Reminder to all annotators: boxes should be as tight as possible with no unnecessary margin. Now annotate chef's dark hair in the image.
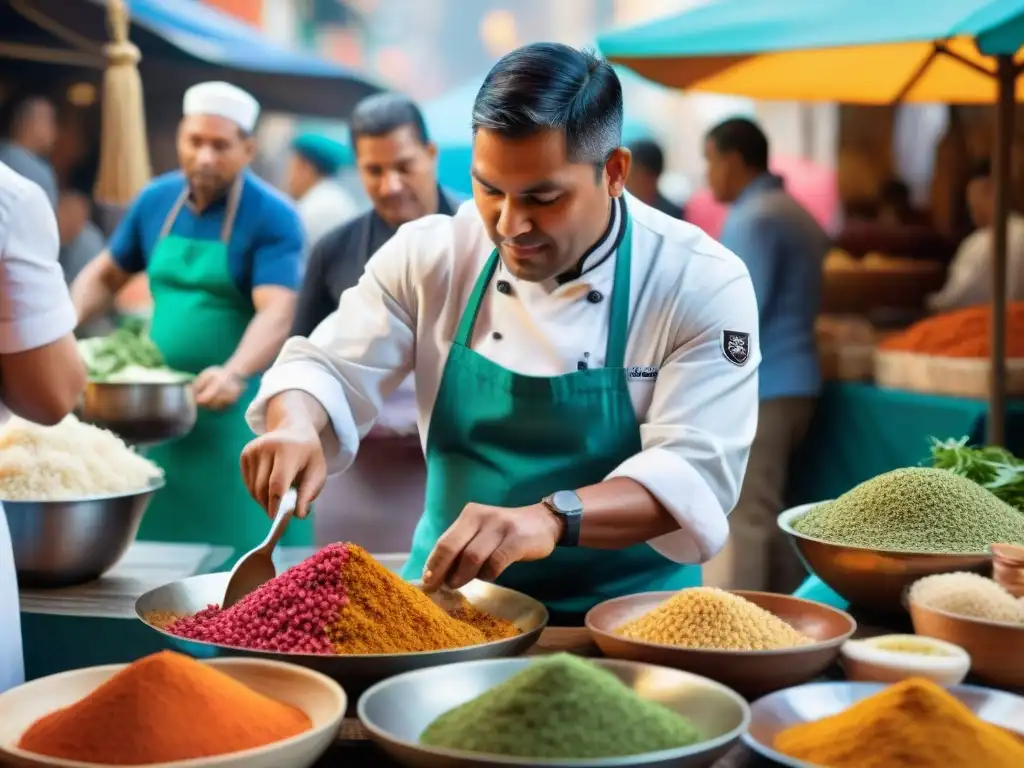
[472,43,623,168]
[349,93,430,148]
[706,117,770,172]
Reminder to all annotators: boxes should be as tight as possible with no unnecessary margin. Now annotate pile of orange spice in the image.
[17,651,311,764]
[879,302,1024,358]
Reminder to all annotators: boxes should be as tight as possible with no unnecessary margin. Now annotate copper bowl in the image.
[909,600,1024,689]
[991,543,1024,599]
[779,504,992,614]
[585,590,856,699]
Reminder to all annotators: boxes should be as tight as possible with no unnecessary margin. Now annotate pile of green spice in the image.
[793,467,1024,553]
[420,654,701,759]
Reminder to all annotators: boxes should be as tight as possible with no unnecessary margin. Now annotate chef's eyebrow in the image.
[471,169,563,195]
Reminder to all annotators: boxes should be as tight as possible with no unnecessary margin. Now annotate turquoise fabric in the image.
[787,382,1024,609]
[597,0,1024,58]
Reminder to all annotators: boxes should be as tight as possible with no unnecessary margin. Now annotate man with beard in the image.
[70,81,309,548]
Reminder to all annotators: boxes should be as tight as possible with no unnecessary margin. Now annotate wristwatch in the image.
[542,490,583,547]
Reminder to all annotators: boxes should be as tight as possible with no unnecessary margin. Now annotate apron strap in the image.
[157,186,190,240]
[604,212,633,370]
[220,175,244,243]
[454,205,634,370]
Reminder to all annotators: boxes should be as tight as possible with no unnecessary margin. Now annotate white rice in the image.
[909,571,1024,624]
[0,415,162,500]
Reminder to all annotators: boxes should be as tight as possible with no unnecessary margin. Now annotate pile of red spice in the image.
[167,542,350,654]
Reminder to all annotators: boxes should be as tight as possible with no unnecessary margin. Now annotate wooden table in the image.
[317,627,775,767]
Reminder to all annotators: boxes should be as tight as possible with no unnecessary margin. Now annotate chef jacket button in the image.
[587,290,604,304]
[496,280,512,295]
[492,331,503,340]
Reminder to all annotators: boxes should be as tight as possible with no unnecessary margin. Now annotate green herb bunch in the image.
[929,436,1024,511]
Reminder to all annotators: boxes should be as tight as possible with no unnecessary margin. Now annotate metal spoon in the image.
[422,583,464,613]
[221,489,298,609]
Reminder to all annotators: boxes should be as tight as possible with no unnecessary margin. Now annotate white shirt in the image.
[0,161,77,694]
[248,194,761,564]
[0,162,78,423]
[928,212,1024,313]
[296,179,361,251]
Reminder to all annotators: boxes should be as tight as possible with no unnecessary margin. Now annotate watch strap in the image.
[543,491,582,547]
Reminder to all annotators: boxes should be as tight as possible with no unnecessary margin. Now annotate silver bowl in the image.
[135,573,548,705]
[358,657,750,767]
[77,380,197,446]
[778,504,991,614]
[5,478,164,588]
[743,680,1024,766]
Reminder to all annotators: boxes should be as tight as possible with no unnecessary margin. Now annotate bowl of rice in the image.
[0,414,164,588]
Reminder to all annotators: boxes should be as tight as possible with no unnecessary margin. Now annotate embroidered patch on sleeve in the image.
[721,330,750,366]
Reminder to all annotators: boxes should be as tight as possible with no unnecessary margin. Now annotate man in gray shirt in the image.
[0,95,59,208]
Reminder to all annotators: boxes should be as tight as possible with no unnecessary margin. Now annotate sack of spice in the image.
[420,654,701,759]
[878,302,1024,358]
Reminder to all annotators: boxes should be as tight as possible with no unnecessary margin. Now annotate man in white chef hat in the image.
[71,81,309,550]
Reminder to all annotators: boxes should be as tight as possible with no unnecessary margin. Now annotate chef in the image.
[70,82,309,549]
[0,161,87,692]
[242,43,760,624]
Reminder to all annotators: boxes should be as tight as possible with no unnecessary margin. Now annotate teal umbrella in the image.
[423,66,656,195]
[598,0,1024,445]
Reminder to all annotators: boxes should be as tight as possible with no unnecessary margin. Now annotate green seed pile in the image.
[420,654,701,759]
[793,468,1024,553]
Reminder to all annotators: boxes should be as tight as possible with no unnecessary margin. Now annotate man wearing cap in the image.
[71,81,310,549]
[287,133,360,251]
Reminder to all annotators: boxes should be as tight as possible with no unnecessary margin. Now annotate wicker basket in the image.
[875,349,1024,398]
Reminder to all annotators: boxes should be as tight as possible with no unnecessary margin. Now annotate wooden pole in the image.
[92,0,151,206]
[987,54,1015,446]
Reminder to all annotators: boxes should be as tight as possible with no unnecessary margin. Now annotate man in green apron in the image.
[241,44,761,624]
[71,82,310,550]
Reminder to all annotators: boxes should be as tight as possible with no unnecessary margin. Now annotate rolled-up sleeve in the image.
[0,177,77,353]
[607,271,761,564]
[246,227,417,475]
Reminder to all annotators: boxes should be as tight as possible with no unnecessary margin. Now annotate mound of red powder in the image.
[167,543,350,654]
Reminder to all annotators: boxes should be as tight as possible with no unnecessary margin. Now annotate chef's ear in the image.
[605,147,631,198]
[424,140,439,163]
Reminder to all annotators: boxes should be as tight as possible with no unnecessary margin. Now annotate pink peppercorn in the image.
[167,543,351,654]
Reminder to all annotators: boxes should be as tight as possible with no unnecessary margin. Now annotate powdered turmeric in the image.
[774,676,1024,768]
[326,544,518,653]
[879,302,1024,358]
[18,651,310,764]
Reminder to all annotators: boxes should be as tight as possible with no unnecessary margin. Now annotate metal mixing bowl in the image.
[778,504,991,614]
[358,657,750,768]
[77,381,196,446]
[136,573,548,706]
[5,478,164,588]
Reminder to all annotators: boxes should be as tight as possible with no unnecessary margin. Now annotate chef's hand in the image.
[194,366,244,410]
[422,502,563,591]
[240,422,325,519]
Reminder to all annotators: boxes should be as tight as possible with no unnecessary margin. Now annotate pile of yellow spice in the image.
[614,588,814,651]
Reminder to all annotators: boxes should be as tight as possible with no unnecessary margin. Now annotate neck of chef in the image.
[556,195,625,285]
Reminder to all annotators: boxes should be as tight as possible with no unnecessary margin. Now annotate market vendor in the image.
[927,159,1024,313]
[286,132,360,251]
[242,43,760,623]
[70,82,309,549]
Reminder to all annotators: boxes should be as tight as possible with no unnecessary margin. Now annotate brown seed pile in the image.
[909,572,1024,624]
[614,588,814,651]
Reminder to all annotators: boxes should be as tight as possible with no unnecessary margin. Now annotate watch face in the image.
[551,490,583,515]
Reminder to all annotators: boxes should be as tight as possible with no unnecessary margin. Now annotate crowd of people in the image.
[0,38,1019,692]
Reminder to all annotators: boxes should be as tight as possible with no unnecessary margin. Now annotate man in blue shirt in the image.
[702,117,828,593]
[70,82,308,549]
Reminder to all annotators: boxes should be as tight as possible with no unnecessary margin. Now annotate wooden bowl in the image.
[586,590,856,699]
[0,658,346,768]
[909,600,1024,689]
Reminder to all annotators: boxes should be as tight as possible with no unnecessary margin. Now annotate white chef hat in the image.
[182,81,260,133]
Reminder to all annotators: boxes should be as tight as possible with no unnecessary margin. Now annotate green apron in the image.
[402,212,700,625]
[139,177,312,549]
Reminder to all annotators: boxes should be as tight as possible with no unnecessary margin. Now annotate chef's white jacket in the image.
[248,194,760,564]
[928,212,1024,313]
[0,161,78,693]
[295,179,361,253]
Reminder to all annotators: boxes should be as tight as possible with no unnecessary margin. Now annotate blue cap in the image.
[291,133,351,176]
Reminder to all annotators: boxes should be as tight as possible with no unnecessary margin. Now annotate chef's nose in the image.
[495,198,531,240]
[195,145,219,168]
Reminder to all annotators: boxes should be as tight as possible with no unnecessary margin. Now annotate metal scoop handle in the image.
[260,488,298,556]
